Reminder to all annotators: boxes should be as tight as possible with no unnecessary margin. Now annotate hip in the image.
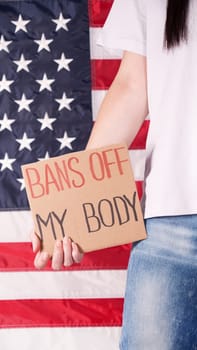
[133,214,197,265]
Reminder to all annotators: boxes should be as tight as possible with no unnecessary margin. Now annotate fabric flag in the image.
[0,0,149,349]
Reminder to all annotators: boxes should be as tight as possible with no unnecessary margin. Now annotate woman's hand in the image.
[31,231,84,270]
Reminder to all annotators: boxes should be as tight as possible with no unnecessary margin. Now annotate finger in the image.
[30,230,41,253]
[63,236,73,266]
[51,240,64,270]
[34,251,50,269]
[71,242,84,263]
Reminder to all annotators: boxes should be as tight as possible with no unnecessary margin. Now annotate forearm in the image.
[86,52,148,150]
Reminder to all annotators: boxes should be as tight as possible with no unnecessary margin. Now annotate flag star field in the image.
[0,0,93,209]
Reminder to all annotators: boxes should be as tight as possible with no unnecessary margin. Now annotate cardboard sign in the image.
[22,144,147,255]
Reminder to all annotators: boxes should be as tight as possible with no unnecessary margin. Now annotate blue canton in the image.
[0,0,92,209]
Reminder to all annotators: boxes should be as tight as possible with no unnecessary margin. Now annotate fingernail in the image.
[53,261,61,270]
[63,236,71,244]
[55,240,62,248]
[72,242,83,263]
[64,258,73,267]
[71,242,77,250]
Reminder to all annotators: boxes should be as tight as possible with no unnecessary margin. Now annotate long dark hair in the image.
[165,0,190,49]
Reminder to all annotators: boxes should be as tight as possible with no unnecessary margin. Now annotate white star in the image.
[15,94,33,112]
[16,132,35,151]
[0,153,15,171]
[38,152,50,161]
[54,53,73,72]
[37,112,56,130]
[0,113,15,131]
[11,14,30,33]
[52,13,71,31]
[13,54,32,72]
[17,178,26,191]
[36,73,55,92]
[0,74,14,92]
[34,34,53,52]
[55,92,74,111]
[56,131,76,150]
[0,35,12,53]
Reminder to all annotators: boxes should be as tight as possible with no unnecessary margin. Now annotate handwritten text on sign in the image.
[22,144,147,255]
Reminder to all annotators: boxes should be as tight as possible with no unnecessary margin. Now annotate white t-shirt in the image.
[98,0,197,219]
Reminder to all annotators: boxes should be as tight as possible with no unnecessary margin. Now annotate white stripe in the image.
[0,211,33,242]
[91,90,107,120]
[0,270,126,300]
[0,327,121,350]
[90,28,122,59]
[129,150,146,181]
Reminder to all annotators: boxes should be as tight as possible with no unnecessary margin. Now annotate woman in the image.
[32,0,197,348]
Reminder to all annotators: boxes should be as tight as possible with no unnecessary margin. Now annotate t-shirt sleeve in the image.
[97,0,146,56]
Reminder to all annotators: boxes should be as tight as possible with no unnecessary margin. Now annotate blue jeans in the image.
[120,215,197,350]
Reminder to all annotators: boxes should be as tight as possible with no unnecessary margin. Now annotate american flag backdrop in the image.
[0,0,149,349]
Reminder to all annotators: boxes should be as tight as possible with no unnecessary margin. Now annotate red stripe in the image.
[135,181,144,200]
[130,120,150,150]
[89,0,113,27]
[0,298,123,328]
[91,59,121,89]
[0,242,131,271]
